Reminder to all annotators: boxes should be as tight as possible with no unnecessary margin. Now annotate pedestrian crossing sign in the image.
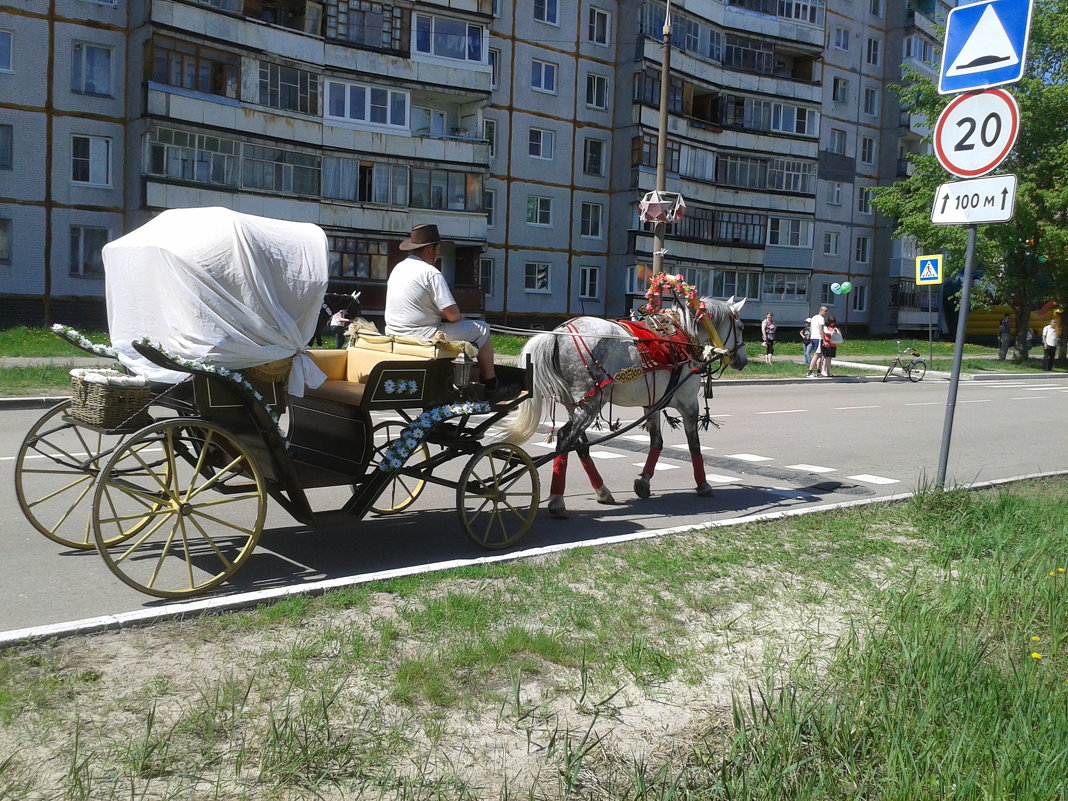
[916,255,944,285]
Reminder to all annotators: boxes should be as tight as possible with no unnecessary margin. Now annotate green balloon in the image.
[841,281,853,293]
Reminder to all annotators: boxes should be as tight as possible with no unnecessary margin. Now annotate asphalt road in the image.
[2,374,1066,635]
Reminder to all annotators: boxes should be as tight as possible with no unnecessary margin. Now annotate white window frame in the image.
[527,195,552,226]
[857,187,873,215]
[479,257,494,296]
[529,127,554,159]
[863,86,880,116]
[579,265,599,299]
[870,0,882,17]
[488,48,500,88]
[325,79,408,130]
[834,26,850,51]
[823,230,840,256]
[413,14,484,63]
[768,217,810,248]
[531,59,557,93]
[534,0,559,25]
[411,107,446,138]
[71,42,112,97]
[580,202,603,239]
[771,103,815,135]
[588,7,610,45]
[851,284,868,312]
[586,73,609,110]
[484,118,496,158]
[583,138,605,176]
[861,136,875,164]
[855,235,870,263]
[71,134,111,187]
[524,261,551,293]
[0,30,11,73]
[483,187,496,227]
[829,128,847,154]
[832,77,849,103]
[761,271,807,301]
[69,225,109,277]
[866,37,881,66]
[826,181,842,205]
[820,283,840,306]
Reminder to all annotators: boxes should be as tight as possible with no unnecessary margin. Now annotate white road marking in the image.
[631,462,680,471]
[624,435,649,442]
[905,402,942,406]
[726,453,773,462]
[959,399,991,404]
[786,463,836,473]
[1011,396,1042,400]
[756,409,807,415]
[834,405,879,410]
[705,473,736,483]
[848,474,900,485]
[588,451,625,459]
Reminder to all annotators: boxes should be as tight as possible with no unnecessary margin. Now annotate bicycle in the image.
[882,341,926,382]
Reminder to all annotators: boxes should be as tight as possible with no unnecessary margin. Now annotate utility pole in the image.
[651,0,672,276]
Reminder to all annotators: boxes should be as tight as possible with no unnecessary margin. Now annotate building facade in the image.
[0,0,947,333]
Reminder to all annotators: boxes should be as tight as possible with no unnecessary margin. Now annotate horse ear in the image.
[730,298,746,315]
[725,295,735,304]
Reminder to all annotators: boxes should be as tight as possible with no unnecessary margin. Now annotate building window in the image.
[483,188,495,226]
[857,187,872,214]
[0,30,11,72]
[328,236,391,281]
[716,154,767,190]
[768,217,810,247]
[488,48,500,88]
[823,230,840,255]
[634,133,681,173]
[151,37,239,99]
[870,0,882,17]
[588,7,610,44]
[340,2,405,51]
[491,0,500,16]
[819,283,840,305]
[146,127,240,187]
[325,80,407,128]
[768,158,815,194]
[586,73,609,110]
[411,107,446,138]
[714,211,765,245]
[851,284,868,312]
[322,158,408,205]
[903,34,937,66]
[243,144,321,195]
[863,86,879,116]
[259,62,319,114]
[826,181,842,205]
[834,26,850,50]
[479,257,494,296]
[723,34,774,73]
[0,124,11,169]
[583,138,605,175]
[832,77,849,103]
[709,269,760,300]
[855,235,870,263]
[761,271,806,301]
[527,195,552,226]
[70,225,108,277]
[0,218,10,265]
[71,135,111,186]
[72,43,112,96]
[580,202,603,238]
[866,37,881,66]
[411,168,481,210]
[531,59,557,93]
[861,136,875,164]
[525,262,551,292]
[771,103,816,135]
[414,14,484,62]
[484,118,496,157]
[579,265,599,299]
[529,127,554,159]
[829,128,846,155]
[534,0,558,25]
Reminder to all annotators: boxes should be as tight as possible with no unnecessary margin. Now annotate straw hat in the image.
[399,223,444,251]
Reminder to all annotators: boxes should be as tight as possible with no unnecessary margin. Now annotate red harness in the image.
[616,318,696,371]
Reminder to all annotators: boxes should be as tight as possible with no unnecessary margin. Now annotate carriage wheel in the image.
[368,420,429,515]
[15,400,157,550]
[91,419,266,598]
[456,443,540,550]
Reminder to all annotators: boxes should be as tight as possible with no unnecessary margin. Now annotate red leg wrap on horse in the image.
[692,453,706,485]
[641,447,662,478]
[579,456,604,491]
[551,454,568,496]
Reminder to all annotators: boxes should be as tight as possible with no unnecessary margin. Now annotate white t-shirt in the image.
[1043,323,1059,347]
[384,255,458,340]
[808,313,825,340]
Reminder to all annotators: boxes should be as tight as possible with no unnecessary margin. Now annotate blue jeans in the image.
[803,340,815,366]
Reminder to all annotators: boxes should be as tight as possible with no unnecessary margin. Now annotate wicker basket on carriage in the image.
[69,368,152,429]
[245,357,293,412]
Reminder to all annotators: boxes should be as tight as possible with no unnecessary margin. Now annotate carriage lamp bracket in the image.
[452,351,475,390]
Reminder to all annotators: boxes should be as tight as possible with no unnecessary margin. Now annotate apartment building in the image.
[0,0,947,333]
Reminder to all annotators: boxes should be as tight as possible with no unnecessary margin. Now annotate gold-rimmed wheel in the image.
[91,419,266,598]
[15,400,154,549]
[456,443,540,550]
[368,419,430,515]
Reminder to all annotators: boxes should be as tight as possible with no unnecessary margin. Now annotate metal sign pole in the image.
[929,285,934,364]
[936,224,977,489]
[651,1,672,276]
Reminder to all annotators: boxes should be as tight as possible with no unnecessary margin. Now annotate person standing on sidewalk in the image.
[820,316,840,377]
[998,314,1012,360]
[1041,319,1059,370]
[806,306,827,378]
[760,312,777,365]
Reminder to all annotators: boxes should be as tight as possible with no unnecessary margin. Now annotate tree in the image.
[872,0,1068,358]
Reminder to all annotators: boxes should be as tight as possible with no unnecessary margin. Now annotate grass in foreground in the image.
[1,479,1067,799]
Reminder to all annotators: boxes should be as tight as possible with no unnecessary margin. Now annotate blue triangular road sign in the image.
[939,0,1032,94]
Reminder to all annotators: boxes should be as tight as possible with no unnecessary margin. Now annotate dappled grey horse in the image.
[502,297,747,518]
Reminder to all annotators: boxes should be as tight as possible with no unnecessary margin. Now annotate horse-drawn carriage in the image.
[14,209,534,599]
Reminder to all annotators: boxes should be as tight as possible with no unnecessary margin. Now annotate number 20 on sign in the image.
[933,89,1020,178]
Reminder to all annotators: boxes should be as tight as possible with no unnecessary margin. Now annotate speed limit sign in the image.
[933,88,1020,178]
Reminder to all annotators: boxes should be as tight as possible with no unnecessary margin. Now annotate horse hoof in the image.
[548,496,569,519]
[634,477,651,499]
[595,486,616,505]
[696,482,714,497]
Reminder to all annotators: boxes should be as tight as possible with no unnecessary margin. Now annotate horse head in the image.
[693,296,748,371]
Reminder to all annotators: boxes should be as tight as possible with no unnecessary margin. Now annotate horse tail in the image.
[502,332,569,444]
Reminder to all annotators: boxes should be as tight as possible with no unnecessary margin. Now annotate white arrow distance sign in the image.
[933,89,1020,178]
[931,174,1018,225]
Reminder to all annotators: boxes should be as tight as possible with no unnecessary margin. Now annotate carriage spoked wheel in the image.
[91,419,266,598]
[15,400,158,550]
[368,419,430,515]
[456,442,540,550]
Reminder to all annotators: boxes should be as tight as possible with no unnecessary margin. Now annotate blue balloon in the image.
[831,282,842,294]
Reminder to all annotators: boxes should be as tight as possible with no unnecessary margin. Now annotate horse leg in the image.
[634,407,663,499]
[682,407,714,496]
[577,435,616,505]
[548,451,570,519]
[547,404,603,517]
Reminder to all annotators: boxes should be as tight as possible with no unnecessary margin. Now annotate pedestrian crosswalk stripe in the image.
[786,463,836,473]
[631,462,680,471]
[848,474,900,485]
[726,453,773,462]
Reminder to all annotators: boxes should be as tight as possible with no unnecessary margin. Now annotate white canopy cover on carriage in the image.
[103,207,328,396]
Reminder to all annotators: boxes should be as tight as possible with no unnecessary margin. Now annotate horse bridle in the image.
[699,308,744,371]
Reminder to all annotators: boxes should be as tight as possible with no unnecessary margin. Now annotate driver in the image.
[385,223,518,403]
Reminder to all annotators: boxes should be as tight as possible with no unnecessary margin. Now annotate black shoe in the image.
[484,381,520,403]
